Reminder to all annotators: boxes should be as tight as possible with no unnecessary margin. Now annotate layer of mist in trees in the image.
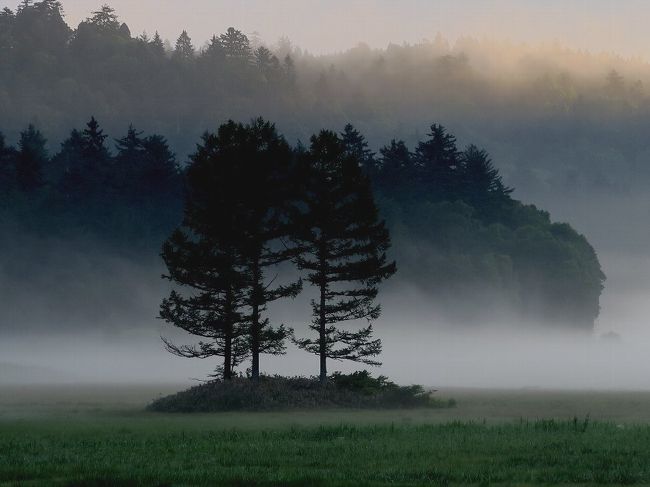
[1,1,649,388]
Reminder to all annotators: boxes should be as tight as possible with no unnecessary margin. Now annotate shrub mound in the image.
[147,371,454,412]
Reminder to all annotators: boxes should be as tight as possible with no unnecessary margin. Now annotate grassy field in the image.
[2,384,650,486]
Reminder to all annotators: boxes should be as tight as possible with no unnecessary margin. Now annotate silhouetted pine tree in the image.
[219,27,252,63]
[173,30,194,61]
[86,5,120,31]
[414,123,460,198]
[53,128,84,198]
[341,123,375,173]
[293,130,396,383]
[114,125,144,196]
[283,54,296,87]
[82,117,110,162]
[160,132,250,380]
[216,119,302,381]
[0,132,16,195]
[140,134,180,199]
[149,31,165,58]
[376,139,413,191]
[82,116,111,189]
[461,144,512,213]
[254,46,281,83]
[57,117,111,200]
[202,35,224,61]
[15,124,46,191]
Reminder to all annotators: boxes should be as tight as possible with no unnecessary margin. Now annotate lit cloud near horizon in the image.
[0,0,648,60]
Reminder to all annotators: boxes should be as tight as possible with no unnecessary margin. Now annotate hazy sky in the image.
[1,0,649,59]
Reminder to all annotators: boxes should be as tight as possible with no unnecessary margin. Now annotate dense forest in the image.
[2,0,650,201]
[0,1,606,331]
[0,113,604,329]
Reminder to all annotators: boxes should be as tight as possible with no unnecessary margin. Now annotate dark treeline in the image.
[3,0,650,202]
[0,117,182,246]
[0,114,604,330]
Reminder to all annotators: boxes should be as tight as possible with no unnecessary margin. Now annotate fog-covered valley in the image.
[3,0,650,391]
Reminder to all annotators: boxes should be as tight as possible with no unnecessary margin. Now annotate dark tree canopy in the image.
[200,119,302,380]
[149,31,165,57]
[219,27,252,63]
[377,139,413,190]
[0,131,17,194]
[414,123,461,198]
[173,30,194,61]
[15,124,46,191]
[341,123,375,172]
[460,144,513,214]
[87,5,119,30]
[160,131,252,380]
[160,119,305,380]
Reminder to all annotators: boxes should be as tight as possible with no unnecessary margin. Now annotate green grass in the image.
[2,417,650,486]
[2,385,650,486]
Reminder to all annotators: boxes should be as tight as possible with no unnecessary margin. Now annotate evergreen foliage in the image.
[160,119,304,380]
[173,30,194,61]
[159,131,252,380]
[414,123,461,198]
[219,27,252,63]
[341,123,375,172]
[371,126,603,327]
[15,124,46,191]
[292,130,396,382]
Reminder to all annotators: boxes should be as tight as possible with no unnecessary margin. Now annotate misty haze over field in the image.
[3,0,650,390]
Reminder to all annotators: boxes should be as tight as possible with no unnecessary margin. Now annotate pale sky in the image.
[1,0,649,59]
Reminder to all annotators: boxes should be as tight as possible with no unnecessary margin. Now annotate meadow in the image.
[2,385,650,485]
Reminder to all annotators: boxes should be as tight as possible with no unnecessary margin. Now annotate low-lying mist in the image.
[2,249,649,390]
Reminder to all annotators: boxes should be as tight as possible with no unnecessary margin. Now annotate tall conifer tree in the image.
[225,119,302,381]
[114,125,144,196]
[377,139,413,191]
[160,132,250,380]
[0,132,16,194]
[461,144,512,213]
[15,124,46,191]
[149,31,165,57]
[219,27,252,63]
[293,130,396,383]
[341,123,375,173]
[173,30,194,61]
[414,123,460,198]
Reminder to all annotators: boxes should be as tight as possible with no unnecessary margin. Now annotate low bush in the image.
[147,372,454,412]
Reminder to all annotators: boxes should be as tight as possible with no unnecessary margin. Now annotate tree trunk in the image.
[223,287,233,381]
[251,259,261,382]
[223,322,233,381]
[318,252,327,384]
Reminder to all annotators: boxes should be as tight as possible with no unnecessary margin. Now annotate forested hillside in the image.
[0,115,604,329]
[0,1,606,331]
[2,1,650,201]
